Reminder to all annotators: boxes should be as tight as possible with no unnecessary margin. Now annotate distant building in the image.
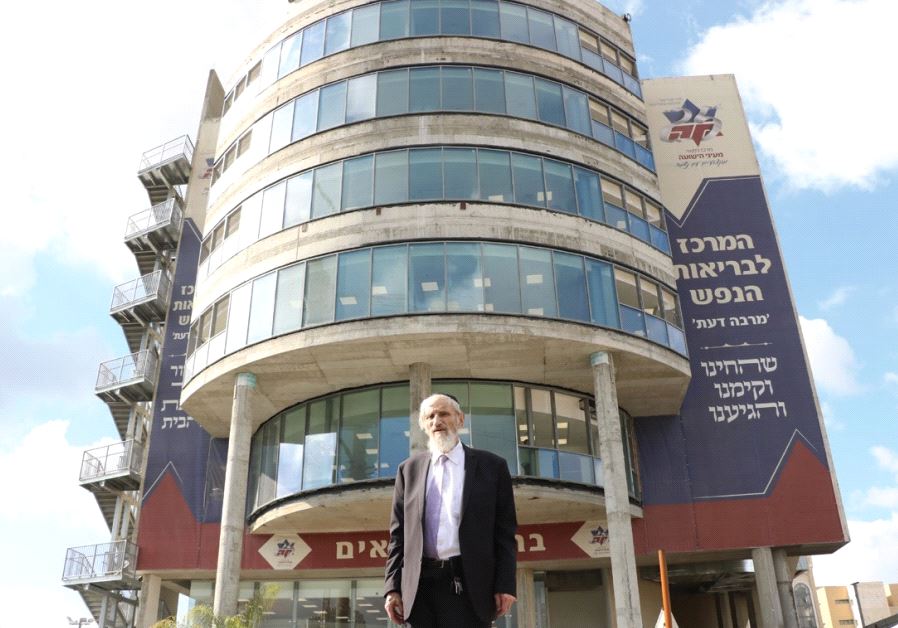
[817,582,898,627]
[62,0,849,626]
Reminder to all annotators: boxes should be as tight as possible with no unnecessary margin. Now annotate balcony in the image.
[62,541,139,591]
[137,135,194,205]
[79,440,143,492]
[124,198,183,273]
[95,350,158,403]
[110,271,171,351]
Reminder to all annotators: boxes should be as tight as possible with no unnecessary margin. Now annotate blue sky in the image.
[0,0,895,623]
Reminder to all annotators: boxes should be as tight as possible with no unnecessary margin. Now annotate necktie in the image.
[424,455,449,558]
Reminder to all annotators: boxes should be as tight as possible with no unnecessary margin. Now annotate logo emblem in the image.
[661,99,723,146]
[571,520,611,557]
[590,525,609,546]
[275,539,295,558]
[259,534,310,570]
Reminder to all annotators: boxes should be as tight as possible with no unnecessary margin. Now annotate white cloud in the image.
[885,372,898,385]
[871,446,898,477]
[864,487,898,509]
[0,421,113,626]
[681,0,898,192]
[813,514,898,585]
[799,316,862,395]
[820,400,843,431]
[818,286,855,311]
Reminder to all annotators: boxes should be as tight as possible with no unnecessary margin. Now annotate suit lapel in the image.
[461,444,478,517]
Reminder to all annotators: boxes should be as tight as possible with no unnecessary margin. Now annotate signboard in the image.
[633,75,846,552]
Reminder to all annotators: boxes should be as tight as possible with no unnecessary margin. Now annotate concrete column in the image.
[515,568,537,628]
[408,362,431,454]
[136,574,162,628]
[752,547,785,628]
[772,549,799,628]
[213,372,257,617]
[590,351,643,628]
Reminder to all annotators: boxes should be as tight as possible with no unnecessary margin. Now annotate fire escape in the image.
[62,136,194,627]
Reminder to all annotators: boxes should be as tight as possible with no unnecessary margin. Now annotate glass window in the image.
[619,53,635,76]
[380,0,410,39]
[511,153,544,207]
[377,69,409,116]
[269,102,294,153]
[410,0,439,35]
[409,67,441,112]
[573,167,603,222]
[374,150,409,205]
[553,252,588,321]
[644,199,663,227]
[554,393,589,454]
[284,170,313,228]
[514,386,529,445]
[601,178,624,209]
[273,263,305,335]
[211,295,229,337]
[470,0,499,37]
[325,11,351,55]
[259,181,286,239]
[197,308,211,345]
[534,78,565,126]
[527,7,555,49]
[615,268,644,336]
[300,20,326,66]
[441,0,470,34]
[312,162,343,217]
[379,385,410,476]
[317,81,347,131]
[277,407,306,497]
[257,417,279,505]
[562,88,591,136]
[470,383,516,472]
[225,208,241,237]
[346,74,377,122]
[225,283,252,354]
[296,580,350,625]
[303,255,337,325]
[482,243,520,313]
[578,28,598,52]
[478,149,513,202]
[336,249,372,320]
[519,246,556,317]
[446,242,483,311]
[586,259,618,327]
[247,272,277,344]
[554,16,579,58]
[610,110,629,136]
[661,288,681,327]
[589,100,611,127]
[409,148,443,200]
[504,72,536,119]
[499,2,529,43]
[543,159,576,214]
[342,154,374,210]
[623,189,643,217]
[293,90,320,140]
[442,66,473,111]
[631,121,648,148]
[409,242,446,312]
[304,400,338,489]
[639,277,662,317]
[473,68,505,114]
[372,245,408,315]
[338,389,380,482]
[351,3,381,46]
[278,32,302,78]
[530,388,554,447]
[443,147,477,199]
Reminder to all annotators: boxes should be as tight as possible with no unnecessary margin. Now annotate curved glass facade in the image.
[185,240,686,382]
[247,380,640,515]
[199,145,670,283]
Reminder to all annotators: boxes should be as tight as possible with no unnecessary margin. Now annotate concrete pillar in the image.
[590,351,643,628]
[136,574,162,628]
[752,547,784,628]
[408,362,431,454]
[515,568,537,628]
[772,549,799,628]
[213,372,256,617]
[99,596,109,628]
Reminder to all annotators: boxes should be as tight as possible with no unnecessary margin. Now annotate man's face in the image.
[419,396,465,452]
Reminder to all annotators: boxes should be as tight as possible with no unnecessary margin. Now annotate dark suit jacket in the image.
[384,444,517,622]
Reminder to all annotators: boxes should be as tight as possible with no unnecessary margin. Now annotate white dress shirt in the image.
[425,440,466,559]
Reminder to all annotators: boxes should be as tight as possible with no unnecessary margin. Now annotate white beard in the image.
[427,430,458,455]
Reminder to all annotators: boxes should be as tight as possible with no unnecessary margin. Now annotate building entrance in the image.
[535,570,610,628]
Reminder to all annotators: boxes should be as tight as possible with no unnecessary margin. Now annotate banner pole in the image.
[659,549,672,628]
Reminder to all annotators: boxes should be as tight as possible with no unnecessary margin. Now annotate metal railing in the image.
[62,540,138,584]
[124,197,183,241]
[79,440,143,483]
[96,350,158,391]
[110,270,170,313]
[138,135,194,173]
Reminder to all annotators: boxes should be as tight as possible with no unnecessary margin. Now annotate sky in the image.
[0,0,895,624]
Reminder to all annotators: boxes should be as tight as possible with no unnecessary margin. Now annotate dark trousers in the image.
[407,562,489,628]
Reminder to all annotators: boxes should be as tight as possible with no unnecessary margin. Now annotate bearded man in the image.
[383,393,517,627]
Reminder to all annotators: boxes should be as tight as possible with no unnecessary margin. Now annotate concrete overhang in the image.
[181,314,691,437]
[249,478,640,534]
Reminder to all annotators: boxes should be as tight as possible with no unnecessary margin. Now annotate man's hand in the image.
[384,591,405,624]
[495,593,516,617]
